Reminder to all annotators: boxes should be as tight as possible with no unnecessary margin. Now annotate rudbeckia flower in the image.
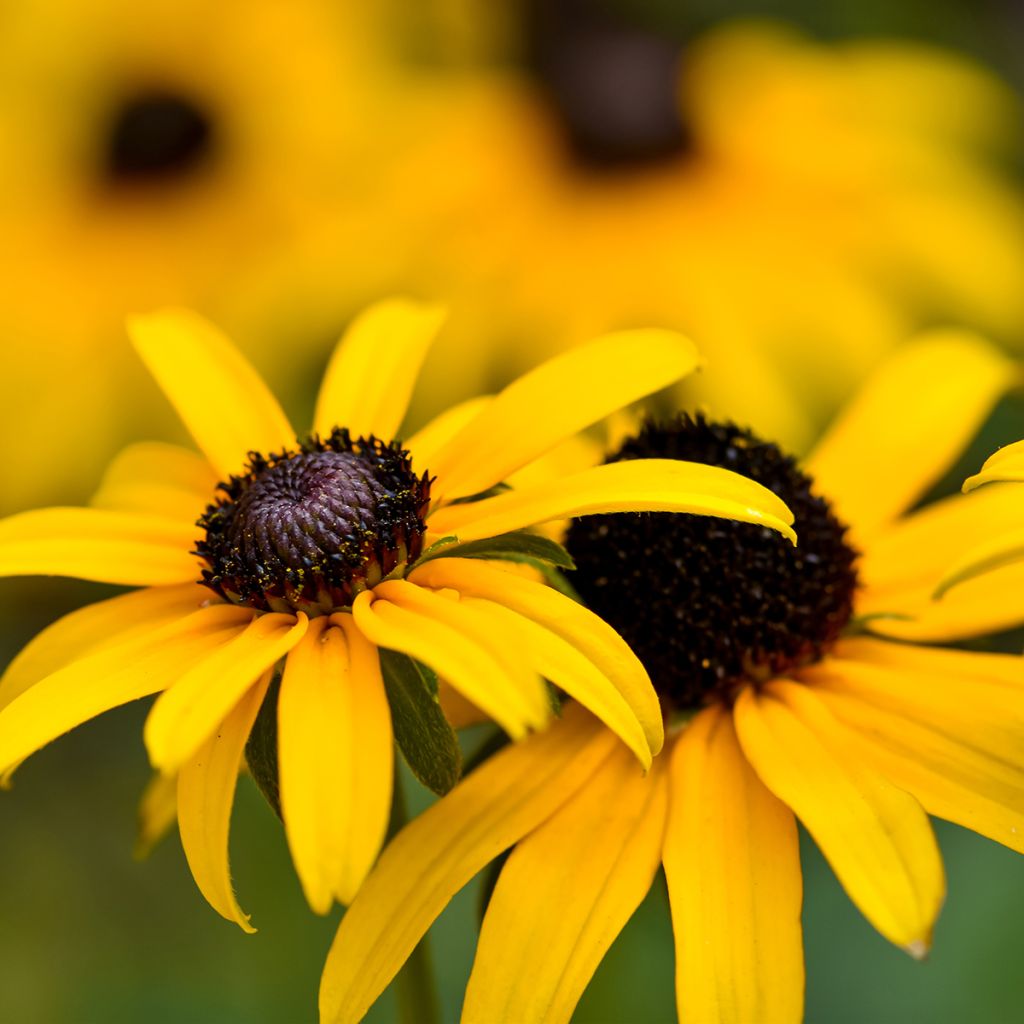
[934,440,1024,596]
[0,299,795,932]
[319,330,1024,1024]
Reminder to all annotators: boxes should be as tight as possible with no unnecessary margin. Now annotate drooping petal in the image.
[145,612,308,774]
[91,442,218,523]
[128,308,294,480]
[0,507,200,585]
[427,458,797,546]
[804,640,1024,852]
[734,682,945,956]
[0,604,251,776]
[964,439,1024,491]
[352,584,549,739]
[664,706,804,1024]
[319,706,618,1024]
[805,330,1017,540]
[313,299,447,442]
[134,770,180,860]
[411,558,663,761]
[177,670,271,933]
[463,745,666,1024]
[0,583,208,711]
[427,329,702,502]
[278,615,393,913]
[404,396,493,473]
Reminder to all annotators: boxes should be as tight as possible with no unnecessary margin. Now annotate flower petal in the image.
[91,442,218,523]
[313,299,447,441]
[128,308,294,480]
[353,583,549,739]
[463,745,666,1024]
[934,525,1024,598]
[804,646,1024,854]
[318,706,618,1024]
[134,771,179,860]
[964,439,1024,491]
[426,458,797,546]
[404,396,493,472]
[0,508,200,585]
[279,615,393,913]
[427,329,702,502]
[410,558,663,761]
[0,604,251,776]
[664,705,804,1024]
[805,330,1017,540]
[145,612,308,774]
[0,583,208,712]
[734,682,945,955]
[177,670,271,933]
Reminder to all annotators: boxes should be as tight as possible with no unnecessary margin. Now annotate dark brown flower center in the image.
[565,415,859,709]
[196,431,430,615]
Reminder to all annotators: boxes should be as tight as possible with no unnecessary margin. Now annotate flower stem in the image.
[390,767,443,1024]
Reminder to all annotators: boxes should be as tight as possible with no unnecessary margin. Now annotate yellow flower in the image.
[0,299,794,931]
[396,21,1024,449]
[933,439,1024,596]
[319,330,1023,1024]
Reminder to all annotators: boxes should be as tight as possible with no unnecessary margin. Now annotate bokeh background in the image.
[1,0,1023,1020]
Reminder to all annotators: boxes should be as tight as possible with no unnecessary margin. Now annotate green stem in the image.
[390,768,443,1024]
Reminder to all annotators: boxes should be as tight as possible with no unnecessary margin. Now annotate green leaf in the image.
[379,649,462,796]
[244,671,283,820]
[844,611,914,635]
[415,530,575,571]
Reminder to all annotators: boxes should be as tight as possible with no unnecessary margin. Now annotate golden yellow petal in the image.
[134,770,180,861]
[664,706,804,1024]
[463,745,666,1024]
[128,308,294,479]
[313,299,447,442]
[404,396,493,474]
[964,439,1024,491]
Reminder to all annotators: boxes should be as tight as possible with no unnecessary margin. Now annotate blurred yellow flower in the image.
[319,330,1024,1024]
[0,299,794,928]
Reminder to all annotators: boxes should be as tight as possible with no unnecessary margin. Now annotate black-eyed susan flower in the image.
[319,329,1024,1024]
[934,440,1024,597]
[0,299,795,933]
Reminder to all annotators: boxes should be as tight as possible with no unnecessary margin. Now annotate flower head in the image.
[0,298,794,929]
[319,329,1023,1024]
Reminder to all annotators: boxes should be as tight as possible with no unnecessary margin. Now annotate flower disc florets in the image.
[565,415,859,709]
[197,429,430,615]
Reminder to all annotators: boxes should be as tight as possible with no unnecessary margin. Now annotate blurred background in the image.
[1,0,1023,1020]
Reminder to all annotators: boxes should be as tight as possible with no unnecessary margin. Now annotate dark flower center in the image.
[565,415,859,709]
[196,431,430,615]
[527,0,690,168]
[104,91,213,182]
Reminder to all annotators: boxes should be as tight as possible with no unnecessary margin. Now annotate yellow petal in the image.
[91,442,218,523]
[411,557,662,762]
[318,706,618,1024]
[426,459,797,546]
[805,646,1024,854]
[664,706,804,1024]
[463,745,666,1024]
[427,329,702,502]
[0,507,200,585]
[313,299,447,441]
[404,396,493,473]
[145,612,308,774]
[177,670,271,933]
[934,525,1024,598]
[0,583,208,711]
[354,584,549,738]
[134,771,179,860]
[964,439,1024,491]
[0,604,251,775]
[805,330,1017,540]
[734,682,945,955]
[128,308,294,480]
[279,616,393,913]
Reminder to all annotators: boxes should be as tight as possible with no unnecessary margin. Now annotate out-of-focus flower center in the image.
[104,90,214,182]
[565,415,859,709]
[197,431,430,615]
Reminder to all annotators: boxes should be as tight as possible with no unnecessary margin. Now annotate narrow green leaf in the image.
[415,530,575,571]
[244,671,283,820]
[379,649,462,796]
